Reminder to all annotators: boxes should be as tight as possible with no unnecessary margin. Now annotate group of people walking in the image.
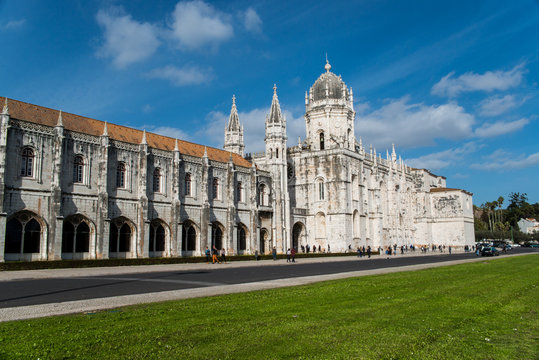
[205,246,227,264]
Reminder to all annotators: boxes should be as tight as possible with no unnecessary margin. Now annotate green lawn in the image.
[0,255,537,360]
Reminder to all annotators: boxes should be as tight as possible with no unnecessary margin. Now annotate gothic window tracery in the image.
[237,181,243,202]
[212,178,220,200]
[149,220,165,253]
[62,216,90,253]
[116,162,126,189]
[5,212,42,254]
[73,155,84,184]
[185,173,192,196]
[20,147,34,177]
[153,168,162,193]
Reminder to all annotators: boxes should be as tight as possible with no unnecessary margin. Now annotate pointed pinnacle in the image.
[57,110,63,127]
[174,138,179,151]
[141,130,147,144]
[2,98,8,115]
[103,121,108,136]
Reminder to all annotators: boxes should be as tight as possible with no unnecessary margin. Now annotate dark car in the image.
[481,246,499,256]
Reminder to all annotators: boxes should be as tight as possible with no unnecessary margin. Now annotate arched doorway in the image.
[292,222,305,250]
[211,222,224,250]
[5,211,44,261]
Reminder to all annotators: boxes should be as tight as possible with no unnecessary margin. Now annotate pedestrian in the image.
[357,247,362,257]
[212,246,220,264]
[328,244,331,253]
[291,247,296,262]
[318,245,321,253]
[205,246,211,263]
[367,246,371,258]
[286,248,291,262]
[301,245,305,253]
[272,247,277,261]
[313,245,316,253]
[255,250,259,261]
[449,245,452,254]
[220,248,227,263]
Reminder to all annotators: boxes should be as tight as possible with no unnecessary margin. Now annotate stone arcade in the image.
[0,62,474,262]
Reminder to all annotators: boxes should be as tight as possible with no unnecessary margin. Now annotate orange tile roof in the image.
[1,97,252,168]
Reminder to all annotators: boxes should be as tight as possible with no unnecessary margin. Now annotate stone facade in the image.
[0,62,475,262]
[245,62,475,253]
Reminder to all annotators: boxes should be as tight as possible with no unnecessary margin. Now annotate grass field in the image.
[0,255,537,359]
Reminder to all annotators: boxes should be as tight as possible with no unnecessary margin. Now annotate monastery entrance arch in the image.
[292,222,305,250]
[211,222,224,250]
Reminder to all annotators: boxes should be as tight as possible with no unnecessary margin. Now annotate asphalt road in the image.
[2,248,535,310]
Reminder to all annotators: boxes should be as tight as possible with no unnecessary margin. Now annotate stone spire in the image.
[56,110,63,127]
[267,84,283,123]
[1,98,8,115]
[224,95,245,156]
[141,130,147,144]
[226,95,241,131]
[102,121,108,136]
[174,138,179,152]
[392,143,397,162]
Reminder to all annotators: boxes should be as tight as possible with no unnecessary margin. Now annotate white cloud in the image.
[142,104,153,113]
[357,96,475,149]
[146,65,212,86]
[473,118,529,138]
[243,8,262,33]
[96,8,160,68]
[147,126,190,141]
[471,151,539,170]
[2,19,26,30]
[170,0,233,50]
[407,143,478,171]
[478,95,518,116]
[431,64,525,97]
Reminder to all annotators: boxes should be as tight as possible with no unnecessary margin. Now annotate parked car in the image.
[481,246,499,256]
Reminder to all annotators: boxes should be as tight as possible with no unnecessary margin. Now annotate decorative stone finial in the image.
[203,146,208,158]
[232,94,236,106]
[174,138,179,152]
[273,84,277,95]
[102,121,108,136]
[325,55,331,72]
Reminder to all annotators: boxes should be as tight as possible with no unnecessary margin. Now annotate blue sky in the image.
[1,0,538,206]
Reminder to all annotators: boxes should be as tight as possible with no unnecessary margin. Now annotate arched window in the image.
[236,182,243,202]
[182,223,197,252]
[320,132,325,150]
[149,221,165,253]
[73,155,84,183]
[185,173,192,196]
[62,217,90,253]
[238,226,246,250]
[212,223,223,249]
[116,162,126,189]
[109,219,132,253]
[212,178,219,200]
[20,147,34,177]
[153,168,161,193]
[259,184,267,206]
[6,214,42,254]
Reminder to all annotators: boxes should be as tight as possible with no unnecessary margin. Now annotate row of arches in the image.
[3,210,259,260]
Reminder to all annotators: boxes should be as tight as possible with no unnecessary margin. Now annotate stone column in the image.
[0,213,6,262]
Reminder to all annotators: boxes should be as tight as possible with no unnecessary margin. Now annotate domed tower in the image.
[305,60,356,151]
